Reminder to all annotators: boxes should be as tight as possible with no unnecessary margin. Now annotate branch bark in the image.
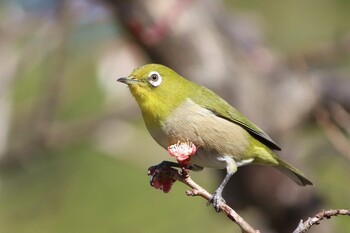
[293,209,350,233]
[149,153,349,233]
[176,169,350,233]
[170,167,260,233]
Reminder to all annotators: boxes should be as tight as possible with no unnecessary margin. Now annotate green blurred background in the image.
[0,0,349,232]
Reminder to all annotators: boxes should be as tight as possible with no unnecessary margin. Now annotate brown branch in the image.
[315,105,350,161]
[170,168,260,233]
[293,209,350,233]
[330,102,350,135]
[151,164,350,233]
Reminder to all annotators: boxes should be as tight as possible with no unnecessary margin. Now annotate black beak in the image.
[117,77,139,85]
[117,77,129,84]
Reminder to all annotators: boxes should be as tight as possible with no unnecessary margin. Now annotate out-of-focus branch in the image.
[315,104,350,161]
[33,0,72,147]
[125,0,194,46]
[293,209,350,233]
[330,102,350,134]
[0,0,76,166]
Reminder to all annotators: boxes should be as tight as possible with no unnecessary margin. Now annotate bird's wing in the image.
[191,86,281,151]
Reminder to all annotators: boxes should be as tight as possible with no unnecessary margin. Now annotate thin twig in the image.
[293,209,350,233]
[315,105,350,161]
[149,153,349,233]
[170,168,260,233]
[330,102,350,134]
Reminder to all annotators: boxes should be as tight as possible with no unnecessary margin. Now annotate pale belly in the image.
[190,148,228,169]
[147,100,251,169]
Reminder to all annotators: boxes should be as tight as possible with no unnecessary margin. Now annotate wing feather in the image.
[190,85,281,151]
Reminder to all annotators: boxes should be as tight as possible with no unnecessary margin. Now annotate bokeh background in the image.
[0,0,349,232]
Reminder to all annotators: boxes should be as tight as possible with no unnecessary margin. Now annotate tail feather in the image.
[275,158,313,186]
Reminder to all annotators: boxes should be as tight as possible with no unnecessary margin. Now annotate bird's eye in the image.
[148,71,162,87]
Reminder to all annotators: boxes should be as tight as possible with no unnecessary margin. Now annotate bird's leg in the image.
[208,156,238,212]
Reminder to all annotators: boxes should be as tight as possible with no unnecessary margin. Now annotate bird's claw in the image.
[207,192,225,212]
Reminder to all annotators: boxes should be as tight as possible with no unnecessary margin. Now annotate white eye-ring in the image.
[148,71,162,87]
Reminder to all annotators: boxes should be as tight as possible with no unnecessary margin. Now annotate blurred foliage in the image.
[226,0,350,52]
[0,0,349,233]
[0,142,234,233]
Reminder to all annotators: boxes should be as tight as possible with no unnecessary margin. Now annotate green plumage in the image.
[190,84,281,151]
[118,64,313,210]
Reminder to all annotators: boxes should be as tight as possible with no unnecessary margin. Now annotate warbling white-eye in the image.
[118,64,313,211]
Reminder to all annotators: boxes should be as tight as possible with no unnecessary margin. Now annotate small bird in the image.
[118,64,313,211]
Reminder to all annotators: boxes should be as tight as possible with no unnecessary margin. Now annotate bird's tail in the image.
[275,157,313,186]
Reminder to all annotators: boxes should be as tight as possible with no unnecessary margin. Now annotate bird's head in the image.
[118,64,192,119]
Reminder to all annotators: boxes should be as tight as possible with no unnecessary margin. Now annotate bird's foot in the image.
[147,161,177,193]
[207,191,225,212]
